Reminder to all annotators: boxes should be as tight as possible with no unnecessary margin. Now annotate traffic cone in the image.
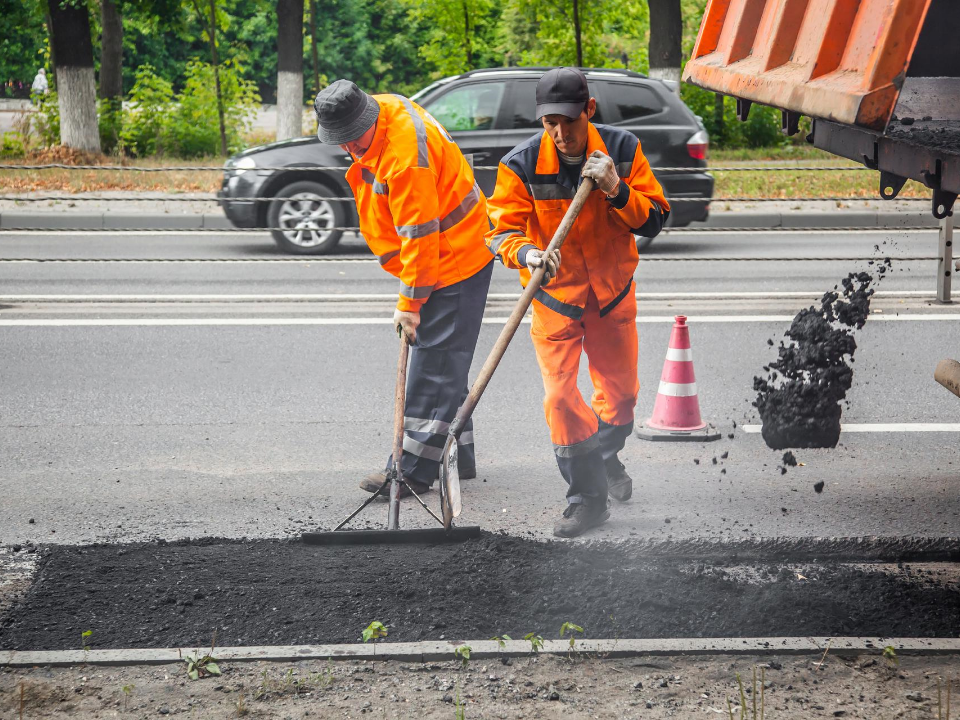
[636,315,720,442]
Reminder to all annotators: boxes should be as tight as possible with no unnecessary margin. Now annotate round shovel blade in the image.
[439,437,462,529]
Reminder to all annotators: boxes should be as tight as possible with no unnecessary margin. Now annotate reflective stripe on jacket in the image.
[346,94,493,313]
[484,123,669,319]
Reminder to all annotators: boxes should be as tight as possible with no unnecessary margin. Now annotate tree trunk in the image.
[49,0,100,152]
[207,0,228,156]
[463,1,473,68]
[99,0,123,100]
[309,0,320,97]
[572,0,582,67]
[276,0,305,140]
[648,0,682,87]
[100,0,124,153]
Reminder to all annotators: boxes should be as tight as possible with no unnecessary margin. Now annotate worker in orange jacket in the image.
[314,79,494,498]
[485,67,669,537]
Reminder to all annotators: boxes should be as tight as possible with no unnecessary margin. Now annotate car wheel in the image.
[636,235,655,252]
[267,180,344,254]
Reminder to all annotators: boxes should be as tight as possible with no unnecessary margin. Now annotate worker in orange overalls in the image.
[485,68,669,537]
[314,79,494,498]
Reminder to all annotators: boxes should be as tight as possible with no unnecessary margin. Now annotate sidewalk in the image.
[0,196,942,231]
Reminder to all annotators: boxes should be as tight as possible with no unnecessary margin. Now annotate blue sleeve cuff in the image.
[605,180,630,209]
[517,244,538,266]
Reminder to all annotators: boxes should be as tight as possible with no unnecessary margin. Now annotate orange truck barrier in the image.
[683,0,960,219]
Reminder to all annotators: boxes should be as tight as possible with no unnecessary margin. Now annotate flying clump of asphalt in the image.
[753,271,878,450]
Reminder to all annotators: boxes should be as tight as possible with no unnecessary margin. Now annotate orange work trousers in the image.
[530,284,639,503]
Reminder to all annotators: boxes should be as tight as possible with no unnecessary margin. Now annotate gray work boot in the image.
[553,501,610,538]
[605,459,633,502]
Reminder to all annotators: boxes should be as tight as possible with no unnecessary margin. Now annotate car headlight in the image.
[232,156,257,176]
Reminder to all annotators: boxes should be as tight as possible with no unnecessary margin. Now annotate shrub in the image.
[120,61,259,158]
[0,131,26,158]
[167,60,260,157]
[32,91,60,148]
[681,83,787,150]
[99,97,123,155]
[120,65,175,157]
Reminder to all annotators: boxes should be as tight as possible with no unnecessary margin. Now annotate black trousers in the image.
[387,260,493,484]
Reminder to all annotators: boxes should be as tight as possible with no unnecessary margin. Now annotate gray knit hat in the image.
[314,79,380,144]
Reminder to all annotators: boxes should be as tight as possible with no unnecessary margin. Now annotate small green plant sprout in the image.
[490,634,512,650]
[184,650,221,681]
[559,622,583,651]
[121,684,134,710]
[882,645,899,666]
[362,620,388,658]
[81,629,93,652]
[454,644,472,669]
[523,632,544,654]
[362,620,388,643]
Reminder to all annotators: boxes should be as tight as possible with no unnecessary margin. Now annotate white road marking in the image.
[0,228,937,236]
[2,314,959,327]
[0,290,937,302]
[744,423,960,433]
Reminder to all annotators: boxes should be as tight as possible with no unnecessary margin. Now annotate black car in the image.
[218,68,713,254]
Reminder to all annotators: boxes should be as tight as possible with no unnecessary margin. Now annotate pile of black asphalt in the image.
[2,534,958,651]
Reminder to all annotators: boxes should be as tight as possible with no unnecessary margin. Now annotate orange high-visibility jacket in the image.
[485,123,669,319]
[346,94,492,313]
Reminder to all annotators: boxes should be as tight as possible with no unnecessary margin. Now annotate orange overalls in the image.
[485,122,669,503]
[346,94,494,483]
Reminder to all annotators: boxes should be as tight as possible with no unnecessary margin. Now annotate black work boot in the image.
[605,459,633,502]
[553,501,610,538]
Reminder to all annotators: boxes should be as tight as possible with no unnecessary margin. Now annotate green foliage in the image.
[33,91,60,148]
[120,65,174,156]
[490,634,511,650]
[680,83,785,150]
[120,61,257,157]
[454,644,472,669]
[183,650,221,681]
[401,0,500,77]
[81,629,93,652]
[362,620,388,643]
[0,131,26,158]
[559,622,583,650]
[882,645,899,666]
[99,97,124,155]
[523,631,544,654]
[168,59,259,156]
[0,0,47,96]
[497,0,647,69]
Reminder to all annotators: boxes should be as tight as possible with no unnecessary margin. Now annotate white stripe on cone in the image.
[657,381,698,397]
[665,347,693,362]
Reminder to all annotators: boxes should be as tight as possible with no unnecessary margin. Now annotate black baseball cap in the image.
[314,79,380,144]
[535,67,589,120]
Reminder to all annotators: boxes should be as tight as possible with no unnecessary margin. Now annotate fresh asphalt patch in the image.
[2,535,959,652]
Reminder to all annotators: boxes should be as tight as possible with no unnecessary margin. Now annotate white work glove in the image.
[525,247,561,286]
[582,150,620,196]
[393,309,420,344]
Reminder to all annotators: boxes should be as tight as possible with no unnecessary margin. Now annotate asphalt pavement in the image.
[0,227,957,546]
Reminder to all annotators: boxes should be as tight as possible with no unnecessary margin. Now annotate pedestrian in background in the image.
[485,67,669,537]
[314,79,494,499]
[31,68,48,103]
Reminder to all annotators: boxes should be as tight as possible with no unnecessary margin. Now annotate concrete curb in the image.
[3,638,959,668]
[0,211,942,232]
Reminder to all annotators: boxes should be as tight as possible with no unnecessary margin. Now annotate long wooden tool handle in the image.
[387,330,409,530]
[449,178,596,437]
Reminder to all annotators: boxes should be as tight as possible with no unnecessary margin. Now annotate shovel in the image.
[438,178,597,528]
